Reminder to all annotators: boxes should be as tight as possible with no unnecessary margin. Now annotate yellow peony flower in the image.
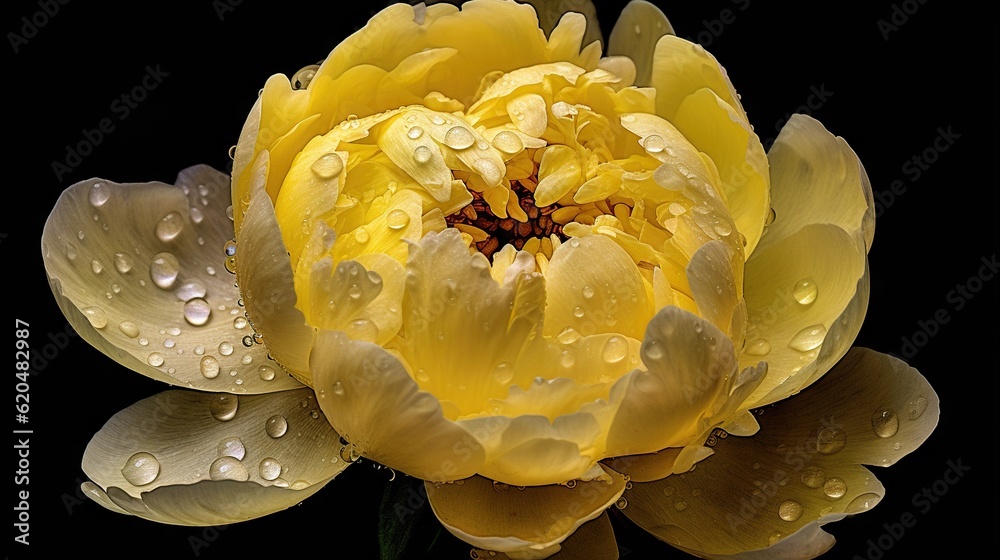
[40,1,940,558]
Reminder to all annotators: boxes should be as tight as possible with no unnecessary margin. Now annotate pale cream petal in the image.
[472,511,618,560]
[649,34,746,123]
[543,234,653,341]
[687,239,741,340]
[523,0,603,50]
[236,152,314,381]
[81,388,346,525]
[762,114,874,253]
[426,465,625,559]
[604,447,682,483]
[741,224,866,408]
[312,329,486,482]
[607,0,675,87]
[620,348,939,557]
[41,166,303,393]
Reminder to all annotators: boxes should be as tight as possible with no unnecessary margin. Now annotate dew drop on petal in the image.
[787,324,826,352]
[560,350,576,368]
[354,227,370,243]
[118,321,140,338]
[155,212,184,242]
[846,493,881,513]
[219,342,234,356]
[82,306,108,328]
[800,466,826,489]
[200,355,221,379]
[642,134,665,153]
[218,437,246,460]
[146,352,164,367]
[615,497,628,509]
[824,477,847,499]
[745,338,771,356]
[89,183,110,207]
[817,427,847,455]
[444,126,476,150]
[492,362,514,384]
[258,365,276,381]
[871,409,899,438]
[492,130,523,153]
[556,327,581,345]
[183,298,212,326]
[90,259,103,274]
[114,252,133,273]
[792,277,818,305]
[907,396,928,420]
[265,415,288,438]
[642,339,665,362]
[332,381,345,396]
[210,395,238,421]
[778,500,803,521]
[407,126,424,139]
[209,456,249,481]
[387,209,410,230]
[582,285,595,299]
[413,145,432,163]
[149,252,180,289]
[259,458,282,481]
[602,336,629,364]
[573,306,585,318]
[175,280,207,302]
[311,153,344,179]
[121,452,160,486]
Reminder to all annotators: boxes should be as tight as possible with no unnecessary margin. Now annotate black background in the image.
[7,0,997,558]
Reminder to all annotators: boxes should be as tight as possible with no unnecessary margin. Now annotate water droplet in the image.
[183,298,212,326]
[492,480,509,492]
[582,285,595,299]
[116,321,139,338]
[871,408,899,438]
[199,355,221,379]
[155,212,184,242]
[219,342,234,356]
[81,306,108,329]
[416,369,430,383]
[406,126,424,140]
[431,115,445,125]
[331,381,345,396]
[146,352,164,367]
[573,306,585,318]
[823,477,847,499]
[444,126,475,150]
[413,145,432,163]
[257,365,275,381]
[817,427,847,455]
[175,280,207,302]
[643,134,665,153]
[673,500,688,511]
[209,456,249,481]
[787,324,826,352]
[347,284,363,300]
[602,336,629,364]
[713,222,732,236]
[387,209,410,230]
[149,252,180,289]
[354,227,370,243]
[560,350,576,368]
[492,362,514,384]
[259,458,282,481]
[492,130,523,153]
[89,183,110,207]
[907,396,928,420]
[745,338,771,356]
[121,452,160,486]
[112,252,133,274]
[89,258,104,275]
[556,327,581,345]
[662,485,675,497]
[218,437,246,460]
[778,500,803,522]
[311,153,344,179]
[265,415,288,438]
[800,466,826,489]
[642,339,665,362]
[210,395,238,421]
[615,497,628,509]
[845,493,881,513]
[792,277,818,305]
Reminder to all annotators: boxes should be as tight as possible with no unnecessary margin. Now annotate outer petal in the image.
[621,348,940,557]
[81,388,346,525]
[760,114,875,253]
[312,329,486,482]
[426,465,626,559]
[236,152,315,381]
[40,166,302,393]
[471,512,619,560]
[607,0,675,86]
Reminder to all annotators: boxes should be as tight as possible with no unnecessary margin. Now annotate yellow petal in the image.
[81,388,346,525]
[473,512,620,560]
[686,239,741,341]
[426,464,626,558]
[522,0,603,51]
[607,0,675,86]
[621,348,939,557]
[649,34,746,124]
[312,329,486,482]
[40,166,302,394]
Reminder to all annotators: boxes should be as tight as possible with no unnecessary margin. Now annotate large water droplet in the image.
[258,365,276,381]
[200,355,220,379]
[492,130,523,153]
[778,500,803,522]
[823,477,847,499]
[354,227,370,244]
[642,134,666,153]
[218,437,246,461]
[871,409,899,438]
[817,427,847,455]
[387,209,410,230]
[745,338,771,356]
[556,327,581,345]
[114,252,133,273]
[146,352,164,367]
[907,396,928,420]
[642,339,665,362]
[407,126,424,139]
[792,277,818,305]
[800,466,826,489]
[175,280,207,302]
[413,145,432,163]
[787,324,826,352]
[149,252,180,289]
[311,153,344,179]
[183,298,212,326]
[845,493,881,513]
[209,456,249,481]
[82,306,108,328]
[492,362,514,384]
[602,336,629,364]
[219,342,234,356]
[118,321,140,338]
[259,458,282,481]
[573,306,585,318]
[121,452,160,486]
[89,183,110,207]
[444,126,476,150]
[265,415,288,438]
[91,259,104,274]
[155,211,184,242]
[582,285,595,299]
[210,395,238,421]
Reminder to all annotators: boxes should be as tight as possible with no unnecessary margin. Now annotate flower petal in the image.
[426,465,626,559]
[81,388,346,525]
[312,329,486,482]
[471,511,619,560]
[522,0,603,52]
[741,224,867,408]
[607,0,675,86]
[761,114,874,253]
[620,348,939,557]
[40,166,302,393]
